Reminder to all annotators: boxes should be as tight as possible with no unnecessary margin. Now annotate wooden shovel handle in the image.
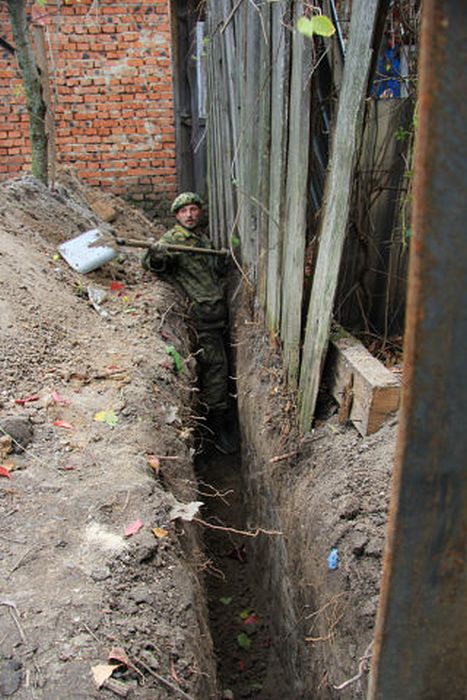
[118,237,228,256]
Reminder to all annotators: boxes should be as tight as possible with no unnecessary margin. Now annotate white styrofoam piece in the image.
[58,228,117,273]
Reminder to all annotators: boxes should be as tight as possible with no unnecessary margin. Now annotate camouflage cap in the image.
[171,192,204,213]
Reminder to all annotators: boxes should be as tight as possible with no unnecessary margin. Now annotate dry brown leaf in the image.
[147,455,160,474]
[152,527,168,539]
[91,663,120,688]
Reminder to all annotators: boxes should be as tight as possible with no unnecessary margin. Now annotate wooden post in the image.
[369,1,467,696]
[281,1,313,388]
[298,0,382,429]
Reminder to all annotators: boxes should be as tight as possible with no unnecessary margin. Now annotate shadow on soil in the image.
[195,432,289,700]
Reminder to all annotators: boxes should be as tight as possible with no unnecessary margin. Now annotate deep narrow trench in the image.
[195,429,289,700]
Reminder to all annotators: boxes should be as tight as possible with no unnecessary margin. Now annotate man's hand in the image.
[149,241,167,259]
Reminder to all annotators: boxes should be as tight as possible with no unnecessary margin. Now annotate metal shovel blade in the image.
[58,229,117,273]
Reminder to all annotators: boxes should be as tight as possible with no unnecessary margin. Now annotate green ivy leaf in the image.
[237,632,251,650]
[297,15,336,39]
[231,234,240,248]
[219,596,233,606]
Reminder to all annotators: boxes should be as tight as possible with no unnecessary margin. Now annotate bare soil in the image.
[232,304,397,698]
[0,172,217,699]
[0,171,397,700]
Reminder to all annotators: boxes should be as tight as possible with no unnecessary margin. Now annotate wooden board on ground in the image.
[327,333,401,436]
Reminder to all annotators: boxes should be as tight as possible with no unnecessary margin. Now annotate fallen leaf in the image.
[147,455,160,474]
[94,410,118,428]
[169,500,203,522]
[0,466,12,479]
[110,281,125,292]
[15,395,40,405]
[239,609,252,620]
[170,659,180,683]
[91,663,120,689]
[108,647,130,667]
[237,632,252,650]
[59,465,78,471]
[2,459,17,472]
[124,519,144,537]
[238,660,246,671]
[219,596,233,606]
[244,613,259,625]
[152,527,168,539]
[51,390,70,406]
[53,420,73,429]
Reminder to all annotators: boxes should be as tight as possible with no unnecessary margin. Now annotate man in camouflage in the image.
[143,192,235,454]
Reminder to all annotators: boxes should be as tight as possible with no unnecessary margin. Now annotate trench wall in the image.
[233,300,396,699]
[0,0,177,215]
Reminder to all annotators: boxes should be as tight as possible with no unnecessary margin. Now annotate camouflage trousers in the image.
[187,298,230,412]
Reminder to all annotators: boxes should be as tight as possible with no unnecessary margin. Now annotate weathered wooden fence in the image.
[206,0,410,430]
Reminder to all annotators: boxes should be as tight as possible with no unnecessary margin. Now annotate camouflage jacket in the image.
[143,224,227,327]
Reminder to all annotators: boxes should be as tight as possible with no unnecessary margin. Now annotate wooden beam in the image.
[298,0,382,429]
[326,333,401,436]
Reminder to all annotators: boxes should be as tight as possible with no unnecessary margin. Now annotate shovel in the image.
[58,229,228,274]
[116,237,229,257]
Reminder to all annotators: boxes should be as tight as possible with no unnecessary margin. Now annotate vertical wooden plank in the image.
[266,2,291,332]
[256,2,271,308]
[205,2,221,243]
[218,0,238,248]
[298,0,382,430]
[281,1,313,387]
[238,1,261,271]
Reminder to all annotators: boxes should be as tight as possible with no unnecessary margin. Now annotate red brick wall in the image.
[0,0,177,215]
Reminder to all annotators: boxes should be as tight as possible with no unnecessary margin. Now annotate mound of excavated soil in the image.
[0,174,217,699]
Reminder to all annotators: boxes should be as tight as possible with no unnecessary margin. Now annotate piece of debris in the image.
[0,435,12,460]
[0,416,34,452]
[327,548,339,570]
[0,659,22,696]
[87,286,109,317]
[169,501,204,523]
[90,198,118,223]
[163,405,180,425]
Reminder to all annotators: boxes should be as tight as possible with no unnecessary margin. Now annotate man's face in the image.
[175,204,202,230]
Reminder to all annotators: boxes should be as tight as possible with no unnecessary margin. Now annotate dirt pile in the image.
[0,173,217,699]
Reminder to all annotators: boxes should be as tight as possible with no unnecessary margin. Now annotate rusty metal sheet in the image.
[368,1,467,698]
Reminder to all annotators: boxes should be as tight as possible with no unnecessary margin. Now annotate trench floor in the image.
[195,443,286,700]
